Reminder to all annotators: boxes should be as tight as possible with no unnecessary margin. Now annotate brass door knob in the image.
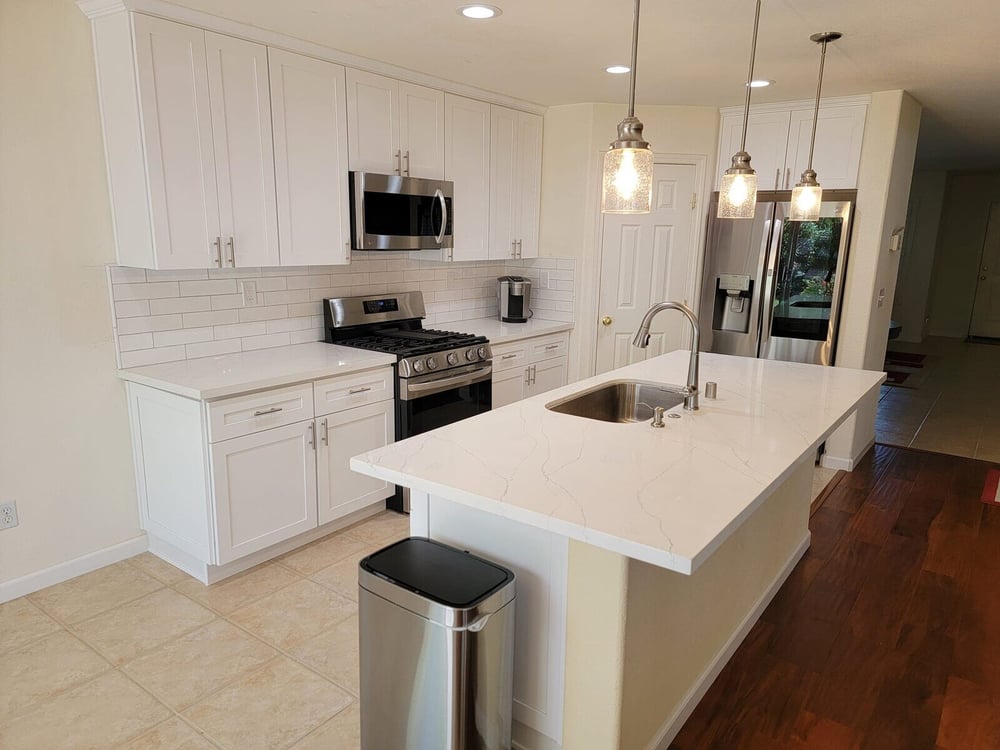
[601,316,613,326]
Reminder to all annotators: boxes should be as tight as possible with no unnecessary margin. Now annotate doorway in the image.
[595,162,699,374]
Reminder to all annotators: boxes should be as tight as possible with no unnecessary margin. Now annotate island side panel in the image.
[619,456,813,749]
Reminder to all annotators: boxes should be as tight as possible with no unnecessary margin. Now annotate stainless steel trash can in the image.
[359,537,516,750]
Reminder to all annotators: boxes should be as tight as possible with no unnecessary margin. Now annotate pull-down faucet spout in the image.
[633,301,701,410]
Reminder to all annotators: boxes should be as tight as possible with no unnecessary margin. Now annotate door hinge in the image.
[690,192,697,211]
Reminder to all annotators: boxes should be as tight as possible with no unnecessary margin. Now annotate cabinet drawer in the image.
[207,384,314,442]
[529,333,569,362]
[314,366,394,416]
[491,341,529,372]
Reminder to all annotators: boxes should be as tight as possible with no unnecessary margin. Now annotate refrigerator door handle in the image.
[758,216,783,356]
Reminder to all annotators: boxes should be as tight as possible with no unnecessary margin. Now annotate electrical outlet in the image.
[241,280,258,307]
[540,271,550,289]
[0,502,18,530]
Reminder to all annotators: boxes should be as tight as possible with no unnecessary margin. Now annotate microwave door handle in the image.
[434,188,448,245]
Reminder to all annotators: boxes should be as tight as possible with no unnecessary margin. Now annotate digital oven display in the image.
[363,298,399,314]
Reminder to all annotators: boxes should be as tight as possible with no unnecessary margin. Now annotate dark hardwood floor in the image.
[670,445,1000,750]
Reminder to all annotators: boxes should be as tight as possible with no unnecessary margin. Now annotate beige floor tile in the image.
[72,588,215,666]
[230,579,357,650]
[287,615,360,696]
[345,511,409,546]
[276,532,373,576]
[0,630,110,720]
[183,657,352,750]
[173,563,300,615]
[120,717,220,750]
[0,597,61,655]
[128,552,195,585]
[290,703,360,749]
[123,620,276,710]
[308,542,384,601]
[0,670,170,750]
[28,561,164,624]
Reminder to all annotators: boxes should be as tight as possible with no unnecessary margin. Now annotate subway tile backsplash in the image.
[107,254,575,368]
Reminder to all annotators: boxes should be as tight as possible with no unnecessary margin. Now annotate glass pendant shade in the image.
[789,172,823,222]
[602,145,654,214]
[717,152,758,219]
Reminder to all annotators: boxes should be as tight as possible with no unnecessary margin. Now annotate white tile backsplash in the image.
[108,254,575,367]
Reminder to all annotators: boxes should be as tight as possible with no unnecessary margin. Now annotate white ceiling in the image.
[164,0,1000,169]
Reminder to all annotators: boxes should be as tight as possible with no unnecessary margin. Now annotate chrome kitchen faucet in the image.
[633,302,701,411]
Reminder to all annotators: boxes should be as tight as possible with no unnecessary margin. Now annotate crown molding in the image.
[720,94,872,117]
[76,0,546,116]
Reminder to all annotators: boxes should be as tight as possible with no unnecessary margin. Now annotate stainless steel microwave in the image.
[349,172,453,251]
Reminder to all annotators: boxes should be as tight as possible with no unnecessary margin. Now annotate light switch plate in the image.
[241,280,258,307]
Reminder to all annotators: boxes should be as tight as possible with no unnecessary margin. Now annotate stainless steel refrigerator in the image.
[698,190,856,366]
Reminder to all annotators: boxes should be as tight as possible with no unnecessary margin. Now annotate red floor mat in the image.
[981,468,1000,505]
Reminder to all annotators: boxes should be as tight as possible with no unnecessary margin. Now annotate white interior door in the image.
[970,202,1000,338]
[596,162,699,374]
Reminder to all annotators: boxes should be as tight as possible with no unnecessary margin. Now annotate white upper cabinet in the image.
[716,97,869,192]
[489,106,542,260]
[205,32,280,268]
[132,15,221,269]
[269,49,351,266]
[346,70,444,178]
[445,94,491,262]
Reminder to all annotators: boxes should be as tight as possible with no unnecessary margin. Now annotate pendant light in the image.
[601,0,653,214]
[717,0,763,220]
[789,31,842,222]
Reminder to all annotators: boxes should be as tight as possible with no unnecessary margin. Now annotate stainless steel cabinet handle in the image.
[403,150,410,176]
[307,422,315,448]
[517,239,523,258]
[785,168,791,189]
[321,418,328,446]
[394,150,401,175]
[212,237,222,267]
[530,365,536,385]
[524,367,531,385]
[774,168,781,190]
[348,386,372,394]
[511,240,516,258]
[253,407,283,417]
[501,353,518,360]
[544,344,560,350]
[225,236,235,267]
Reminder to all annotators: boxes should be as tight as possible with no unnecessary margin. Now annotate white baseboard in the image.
[645,533,811,750]
[821,435,876,471]
[0,535,149,604]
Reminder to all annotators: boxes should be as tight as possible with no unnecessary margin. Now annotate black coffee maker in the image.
[498,276,532,323]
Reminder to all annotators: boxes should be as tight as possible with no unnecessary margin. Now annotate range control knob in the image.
[447,352,459,366]
[426,356,439,371]
[411,359,425,374]
[477,346,488,359]
[465,348,478,362]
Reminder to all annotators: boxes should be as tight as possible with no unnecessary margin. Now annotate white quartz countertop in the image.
[117,343,397,400]
[448,317,573,345]
[352,352,885,574]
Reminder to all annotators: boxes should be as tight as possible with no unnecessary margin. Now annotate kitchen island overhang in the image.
[351,351,884,749]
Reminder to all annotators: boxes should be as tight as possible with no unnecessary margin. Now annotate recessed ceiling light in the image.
[748,79,774,88]
[605,65,631,75]
[458,4,502,19]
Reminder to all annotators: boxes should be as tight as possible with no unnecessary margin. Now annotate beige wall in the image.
[825,91,922,466]
[892,170,947,343]
[926,171,1000,338]
[0,0,141,587]
[538,103,719,381]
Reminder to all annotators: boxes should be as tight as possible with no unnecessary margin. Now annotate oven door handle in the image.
[433,188,448,245]
[401,365,492,401]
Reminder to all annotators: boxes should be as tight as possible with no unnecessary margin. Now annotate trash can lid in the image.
[361,538,514,608]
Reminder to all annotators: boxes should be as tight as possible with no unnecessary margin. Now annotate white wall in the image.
[538,103,719,382]
[926,171,1000,338]
[0,0,143,587]
[891,170,947,343]
[824,91,922,468]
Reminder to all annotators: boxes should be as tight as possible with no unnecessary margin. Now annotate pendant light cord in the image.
[627,0,641,118]
[739,0,762,153]
[806,39,829,172]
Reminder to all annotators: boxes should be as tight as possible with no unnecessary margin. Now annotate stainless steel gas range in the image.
[323,291,492,512]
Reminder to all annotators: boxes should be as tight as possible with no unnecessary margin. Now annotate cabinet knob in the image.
[601,316,613,326]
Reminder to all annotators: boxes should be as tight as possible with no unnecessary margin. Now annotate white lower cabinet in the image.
[317,401,395,525]
[212,420,318,564]
[491,332,570,409]
[127,366,395,582]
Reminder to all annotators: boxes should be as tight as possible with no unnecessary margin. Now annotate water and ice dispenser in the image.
[712,274,753,334]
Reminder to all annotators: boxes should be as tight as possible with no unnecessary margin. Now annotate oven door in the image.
[350,172,453,251]
[398,363,492,437]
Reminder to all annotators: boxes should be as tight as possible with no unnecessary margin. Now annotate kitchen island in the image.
[351,351,884,750]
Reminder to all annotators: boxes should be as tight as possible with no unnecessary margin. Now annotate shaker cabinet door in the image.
[514,111,543,259]
[133,15,220,269]
[489,105,519,260]
[399,82,445,179]
[445,94,491,261]
[786,104,868,190]
[346,69,399,174]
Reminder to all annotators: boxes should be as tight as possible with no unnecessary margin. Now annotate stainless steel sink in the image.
[545,380,686,423]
